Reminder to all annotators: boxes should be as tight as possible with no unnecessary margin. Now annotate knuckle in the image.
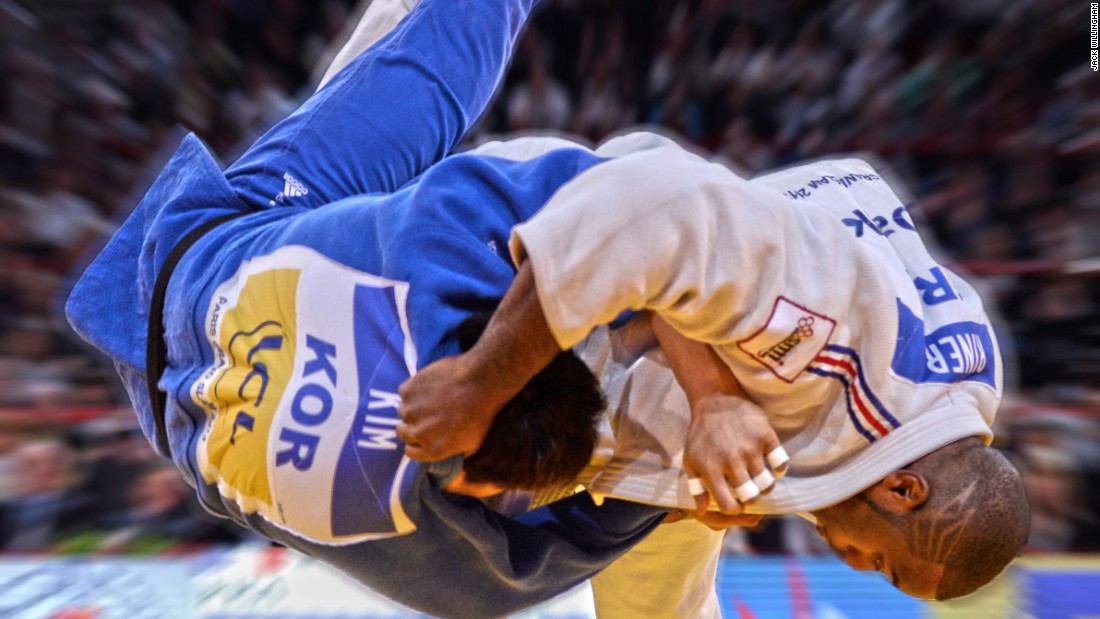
[695,462,717,477]
[722,462,744,479]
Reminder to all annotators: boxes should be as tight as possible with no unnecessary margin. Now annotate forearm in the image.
[460,259,563,415]
[650,313,744,409]
[651,314,785,514]
[396,259,563,461]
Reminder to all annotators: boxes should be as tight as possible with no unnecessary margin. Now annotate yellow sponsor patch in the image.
[196,268,299,508]
[191,246,418,543]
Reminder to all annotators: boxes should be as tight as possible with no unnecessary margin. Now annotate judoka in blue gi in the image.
[65,1,671,616]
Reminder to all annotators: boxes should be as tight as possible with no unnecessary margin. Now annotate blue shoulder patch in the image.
[330,283,419,537]
[891,300,996,388]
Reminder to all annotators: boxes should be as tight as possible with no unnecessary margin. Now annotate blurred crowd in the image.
[0,0,1098,555]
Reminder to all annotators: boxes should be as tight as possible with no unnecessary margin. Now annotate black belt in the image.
[146,212,247,458]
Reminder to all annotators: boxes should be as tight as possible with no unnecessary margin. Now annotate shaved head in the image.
[815,437,1030,600]
[894,438,1030,599]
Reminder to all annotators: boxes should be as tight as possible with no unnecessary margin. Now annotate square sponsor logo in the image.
[737,297,836,382]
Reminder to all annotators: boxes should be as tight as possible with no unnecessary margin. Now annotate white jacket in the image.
[509,136,1002,514]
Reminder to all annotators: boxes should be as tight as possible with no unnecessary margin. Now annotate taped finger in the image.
[687,477,706,496]
[767,446,790,476]
[752,469,775,492]
[733,479,760,503]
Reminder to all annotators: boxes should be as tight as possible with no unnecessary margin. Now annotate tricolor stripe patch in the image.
[808,344,900,442]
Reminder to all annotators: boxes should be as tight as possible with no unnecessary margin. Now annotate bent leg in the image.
[314,0,420,91]
[225,0,541,210]
[590,519,725,619]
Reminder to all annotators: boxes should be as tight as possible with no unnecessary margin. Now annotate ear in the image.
[444,471,505,498]
[866,470,929,514]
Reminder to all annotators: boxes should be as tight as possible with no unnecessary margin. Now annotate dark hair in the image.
[453,310,604,491]
[878,438,1030,600]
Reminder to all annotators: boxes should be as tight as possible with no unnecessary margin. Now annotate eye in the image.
[873,557,884,571]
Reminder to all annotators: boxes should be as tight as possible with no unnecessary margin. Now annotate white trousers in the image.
[591,519,725,619]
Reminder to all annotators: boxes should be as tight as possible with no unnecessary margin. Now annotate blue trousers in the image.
[223,0,540,210]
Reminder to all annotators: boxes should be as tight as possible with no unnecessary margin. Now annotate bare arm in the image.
[650,315,786,515]
[396,260,561,461]
[650,313,742,406]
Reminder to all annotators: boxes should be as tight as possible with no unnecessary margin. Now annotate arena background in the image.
[0,0,1098,616]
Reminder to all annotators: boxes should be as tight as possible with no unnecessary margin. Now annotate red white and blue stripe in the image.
[807,344,901,442]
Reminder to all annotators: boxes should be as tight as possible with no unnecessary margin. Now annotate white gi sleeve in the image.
[509,142,860,351]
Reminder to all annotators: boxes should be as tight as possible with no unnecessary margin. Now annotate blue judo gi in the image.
[65,0,665,616]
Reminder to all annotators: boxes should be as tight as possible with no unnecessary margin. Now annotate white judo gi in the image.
[487,133,1002,618]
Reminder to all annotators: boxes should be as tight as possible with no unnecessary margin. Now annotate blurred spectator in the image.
[89,464,245,553]
[0,438,88,551]
[0,318,116,409]
[0,427,25,501]
[507,52,573,133]
[72,412,160,529]
[570,58,632,142]
[1010,414,1100,552]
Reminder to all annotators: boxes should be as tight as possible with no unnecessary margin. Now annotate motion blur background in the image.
[0,0,1098,615]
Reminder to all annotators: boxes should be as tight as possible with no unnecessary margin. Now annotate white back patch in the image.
[737,297,836,382]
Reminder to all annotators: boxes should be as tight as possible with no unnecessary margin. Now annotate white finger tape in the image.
[767,446,790,472]
[733,480,760,503]
[752,469,775,491]
[687,477,705,496]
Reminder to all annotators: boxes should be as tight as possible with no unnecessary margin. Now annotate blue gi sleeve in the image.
[372,150,607,365]
[223,0,542,210]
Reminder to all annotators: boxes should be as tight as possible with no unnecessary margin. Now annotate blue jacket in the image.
[65,133,665,618]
